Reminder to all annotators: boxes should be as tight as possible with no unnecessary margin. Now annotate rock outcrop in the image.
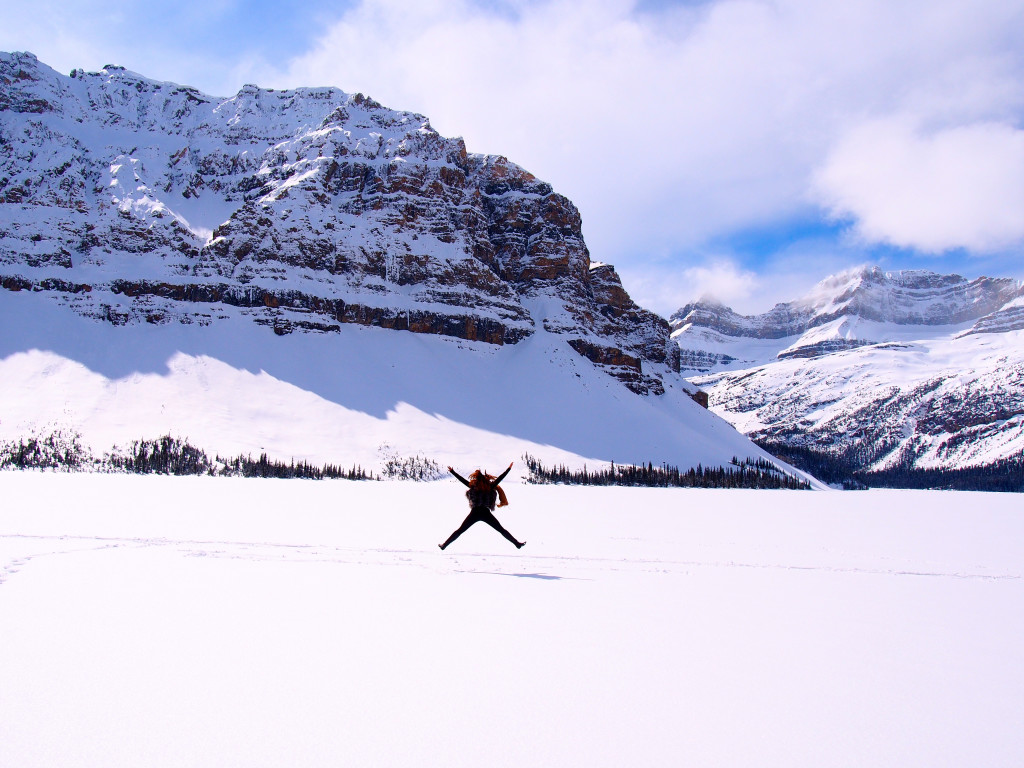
[0,51,679,395]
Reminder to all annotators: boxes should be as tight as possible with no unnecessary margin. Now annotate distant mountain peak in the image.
[674,264,1024,482]
[672,265,1023,346]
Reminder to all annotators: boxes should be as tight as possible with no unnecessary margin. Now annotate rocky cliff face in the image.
[0,51,679,395]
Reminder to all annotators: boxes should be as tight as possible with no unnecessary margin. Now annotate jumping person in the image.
[439,462,525,550]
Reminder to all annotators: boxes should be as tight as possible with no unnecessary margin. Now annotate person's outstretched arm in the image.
[493,462,513,485]
[448,466,470,486]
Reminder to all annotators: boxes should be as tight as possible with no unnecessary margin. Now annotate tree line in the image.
[1,433,376,480]
[521,454,810,490]
[755,439,1024,493]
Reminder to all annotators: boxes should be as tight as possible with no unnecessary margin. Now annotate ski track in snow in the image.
[2,532,1017,585]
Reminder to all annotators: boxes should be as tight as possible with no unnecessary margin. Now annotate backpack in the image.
[467,485,498,510]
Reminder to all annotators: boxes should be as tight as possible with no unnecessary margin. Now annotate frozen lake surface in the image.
[1,474,1021,767]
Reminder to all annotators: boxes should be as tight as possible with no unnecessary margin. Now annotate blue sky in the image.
[3,0,1023,315]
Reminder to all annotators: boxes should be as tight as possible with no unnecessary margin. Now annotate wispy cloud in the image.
[621,244,870,316]
[621,258,760,316]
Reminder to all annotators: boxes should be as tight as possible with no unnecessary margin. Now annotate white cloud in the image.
[814,118,1024,252]
[621,237,903,316]
[619,257,762,316]
[277,0,813,256]
[274,0,1024,268]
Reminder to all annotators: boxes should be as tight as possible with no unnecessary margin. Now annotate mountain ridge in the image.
[675,265,1024,484]
[0,51,789,480]
[0,50,684,396]
[673,266,1023,347]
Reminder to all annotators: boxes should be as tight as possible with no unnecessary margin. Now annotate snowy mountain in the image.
[0,51,785,477]
[673,266,1024,482]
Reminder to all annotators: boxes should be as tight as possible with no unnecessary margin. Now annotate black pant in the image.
[440,506,521,549]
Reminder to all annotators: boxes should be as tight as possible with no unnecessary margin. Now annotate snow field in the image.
[1,473,1022,767]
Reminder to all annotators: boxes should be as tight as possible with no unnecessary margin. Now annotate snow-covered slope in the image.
[673,267,1024,476]
[0,288,761,475]
[0,51,781,476]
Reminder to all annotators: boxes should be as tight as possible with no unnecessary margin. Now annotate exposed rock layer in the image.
[0,51,679,395]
